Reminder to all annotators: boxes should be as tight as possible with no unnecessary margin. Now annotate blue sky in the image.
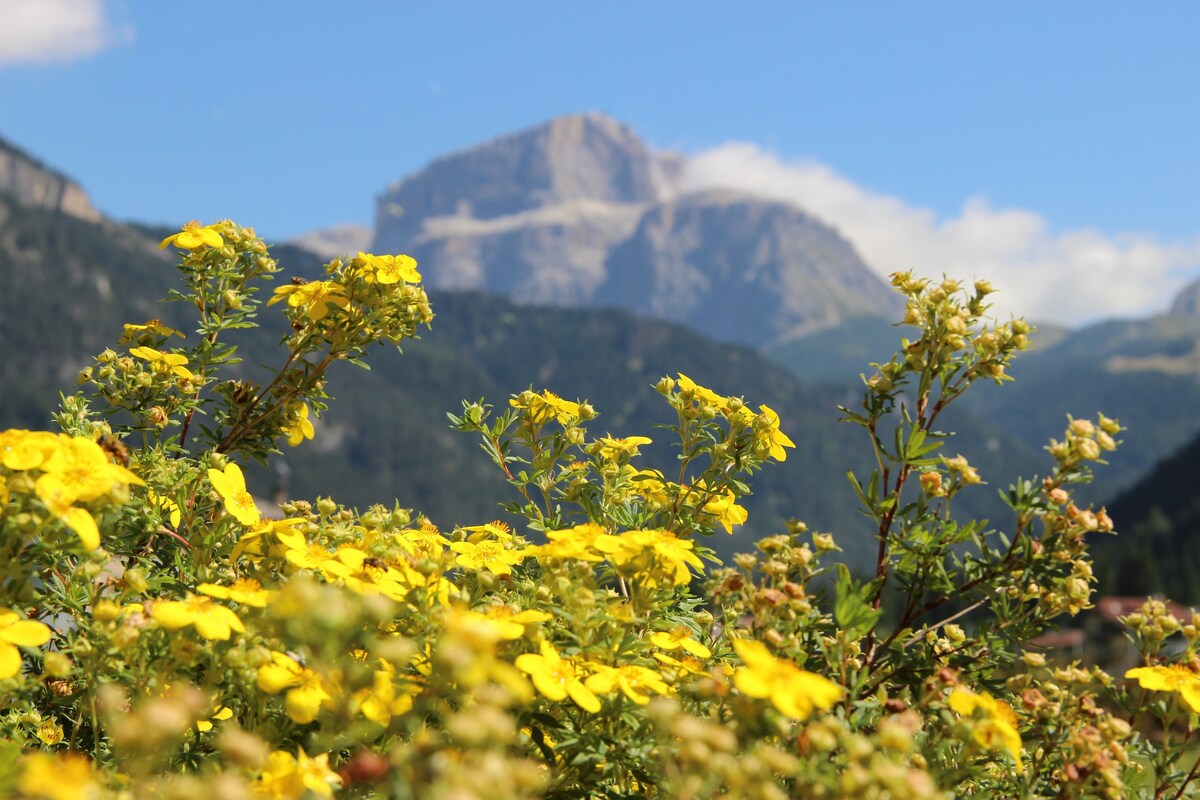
[2,1,1200,324]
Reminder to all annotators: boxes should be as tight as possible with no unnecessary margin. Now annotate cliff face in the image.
[367,113,899,348]
[0,137,101,222]
[595,190,901,346]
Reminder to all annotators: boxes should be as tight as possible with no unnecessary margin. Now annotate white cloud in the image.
[682,143,1200,326]
[0,0,130,66]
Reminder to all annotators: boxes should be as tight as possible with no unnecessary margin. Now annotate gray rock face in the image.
[368,113,900,347]
[0,137,100,222]
[595,190,901,346]
[373,113,668,249]
[1169,277,1200,318]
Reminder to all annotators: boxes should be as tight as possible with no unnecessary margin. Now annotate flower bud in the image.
[812,533,836,552]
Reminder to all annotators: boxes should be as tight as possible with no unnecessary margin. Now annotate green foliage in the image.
[7,222,1200,799]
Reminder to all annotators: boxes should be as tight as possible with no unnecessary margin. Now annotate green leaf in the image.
[834,564,884,639]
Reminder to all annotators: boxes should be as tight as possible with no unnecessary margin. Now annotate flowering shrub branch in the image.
[0,219,1196,798]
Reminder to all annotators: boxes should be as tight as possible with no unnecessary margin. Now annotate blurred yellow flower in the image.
[18,751,98,800]
[257,651,335,725]
[585,662,672,705]
[152,595,245,641]
[732,638,843,721]
[948,687,1024,768]
[259,748,343,799]
[197,577,275,608]
[649,626,712,658]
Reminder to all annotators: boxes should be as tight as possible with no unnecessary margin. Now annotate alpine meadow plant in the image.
[0,219,1197,798]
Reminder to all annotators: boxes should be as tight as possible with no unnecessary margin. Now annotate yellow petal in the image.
[0,619,52,647]
[59,506,100,550]
[151,601,194,630]
[0,642,21,679]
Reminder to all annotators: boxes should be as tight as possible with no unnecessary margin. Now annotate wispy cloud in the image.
[0,0,130,66]
[683,143,1200,326]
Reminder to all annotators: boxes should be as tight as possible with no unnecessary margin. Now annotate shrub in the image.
[0,220,1195,798]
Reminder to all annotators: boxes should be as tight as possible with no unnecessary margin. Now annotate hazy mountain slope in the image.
[0,194,178,428]
[1092,430,1200,603]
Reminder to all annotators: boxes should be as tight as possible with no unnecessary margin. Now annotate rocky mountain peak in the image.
[360,113,904,347]
[372,112,671,251]
[0,136,101,222]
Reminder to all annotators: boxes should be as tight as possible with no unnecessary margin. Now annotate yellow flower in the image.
[195,705,233,733]
[515,640,601,713]
[0,429,59,471]
[353,660,418,726]
[396,524,450,559]
[584,662,672,705]
[208,462,261,527]
[756,404,796,462]
[530,522,617,563]
[148,489,182,528]
[282,403,315,447]
[35,719,64,745]
[731,638,844,720]
[652,651,710,679]
[197,577,276,608]
[151,595,245,641]
[321,548,413,601]
[698,485,749,534]
[597,529,705,588]
[593,435,652,461]
[948,687,1024,768]
[460,520,515,542]
[354,251,422,284]
[259,748,343,800]
[510,390,582,426]
[649,626,712,658]
[18,752,98,800]
[159,220,224,250]
[268,280,349,321]
[35,435,144,505]
[449,539,529,577]
[0,607,52,679]
[676,373,727,409]
[231,517,307,561]
[1126,664,1200,713]
[257,651,335,724]
[121,319,184,341]
[129,346,195,379]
